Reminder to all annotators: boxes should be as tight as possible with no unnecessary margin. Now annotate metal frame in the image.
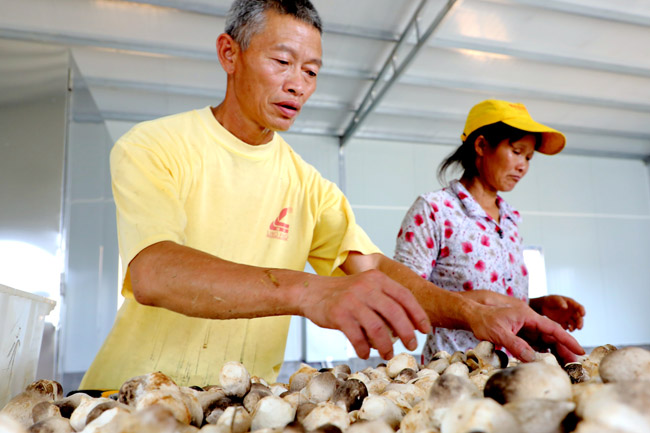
[338,0,460,147]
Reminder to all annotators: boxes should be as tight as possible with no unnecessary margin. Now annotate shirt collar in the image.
[448,179,521,224]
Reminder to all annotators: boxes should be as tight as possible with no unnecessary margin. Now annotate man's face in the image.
[231,11,322,133]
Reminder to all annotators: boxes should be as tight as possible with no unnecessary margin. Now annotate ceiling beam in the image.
[510,0,650,28]
[83,76,650,141]
[120,0,401,42]
[433,38,650,79]
[339,0,461,147]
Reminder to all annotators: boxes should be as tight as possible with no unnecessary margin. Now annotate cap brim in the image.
[502,118,566,155]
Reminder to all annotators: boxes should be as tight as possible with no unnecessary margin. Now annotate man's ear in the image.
[216,33,239,75]
[474,135,488,157]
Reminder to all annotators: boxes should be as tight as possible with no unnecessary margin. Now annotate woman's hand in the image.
[529,295,585,332]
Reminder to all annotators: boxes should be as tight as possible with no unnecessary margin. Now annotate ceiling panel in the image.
[0,0,648,160]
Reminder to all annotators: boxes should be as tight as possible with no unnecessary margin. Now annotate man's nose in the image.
[285,68,304,96]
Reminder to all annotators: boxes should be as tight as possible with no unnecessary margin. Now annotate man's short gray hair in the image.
[225,0,322,50]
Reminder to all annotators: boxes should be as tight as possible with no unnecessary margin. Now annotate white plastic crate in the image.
[0,284,56,407]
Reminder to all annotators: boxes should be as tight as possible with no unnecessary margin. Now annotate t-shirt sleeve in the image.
[110,127,188,277]
[307,179,381,276]
[394,196,440,280]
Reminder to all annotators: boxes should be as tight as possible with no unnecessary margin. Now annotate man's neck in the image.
[211,104,274,146]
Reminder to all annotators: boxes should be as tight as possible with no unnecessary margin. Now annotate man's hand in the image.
[468,301,585,363]
[300,268,431,361]
[530,295,586,332]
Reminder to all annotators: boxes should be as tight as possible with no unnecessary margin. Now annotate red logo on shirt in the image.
[267,207,292,241]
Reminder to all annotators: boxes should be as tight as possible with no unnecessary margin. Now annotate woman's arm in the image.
[342,252,585,362]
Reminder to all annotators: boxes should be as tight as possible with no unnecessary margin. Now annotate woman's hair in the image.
[437,122,542,185]
[225,0,322,51]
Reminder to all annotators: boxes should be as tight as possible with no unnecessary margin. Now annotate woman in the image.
[394,99,585,362]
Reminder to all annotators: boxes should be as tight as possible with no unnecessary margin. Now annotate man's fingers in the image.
[383,283,431,334]
[353,305,398,360]
[366,290,421,352]
[337,315,371,360]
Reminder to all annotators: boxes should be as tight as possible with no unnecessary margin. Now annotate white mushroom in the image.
[442,362,469,378]
[399,400,438,433]
[0,414,28,433]
[300,372,338,404]
[212,405,251,433]
[0,381,63,428]
[598,346,650,383]
[382,382,424,408]
[220,362,252,399]
[269,384,288,397]
[331,379,367,412]
[504,398,576,433]
[440,397,520,433]
[386,353,418,379]
[357,395,404,429]
[26,416,74,433]
[426,358,450,374]
[244,384,273,413]
[483,361,572,404]
[300,402,349,431]
[574,380,650,432]
[365,378,389,396]
[346,419,395,433]
[288,365,318,393]
[117,372,200,426]
[250,396,295,431]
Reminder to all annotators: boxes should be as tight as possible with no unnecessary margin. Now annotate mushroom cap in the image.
[564,363,591,384]
[213,405,251,433]
[504,398,576,433]
[484,362,572,404]
[301,402,349,432]
[442,362,470,378]
[441,397,520,433]
[386,354,418,378]
[219,362,252,398]
[599,346,650,383]
[428,374,480,410]
[250,395,295,431]
[289,365,318,392]
[347,419,395,433]
[574,381,650,432]
[26,416,74,433]
[300,372,338,404]
[426,358,450,374]
[331,379,367,412]
[357,395,404,429]
[399,400,437,433]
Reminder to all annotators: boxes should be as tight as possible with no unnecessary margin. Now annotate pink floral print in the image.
[394,180,528,362]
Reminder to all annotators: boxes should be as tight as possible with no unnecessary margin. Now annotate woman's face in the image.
[476,134,536,192]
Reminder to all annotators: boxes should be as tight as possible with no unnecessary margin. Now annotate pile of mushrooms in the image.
[2,342,649,433]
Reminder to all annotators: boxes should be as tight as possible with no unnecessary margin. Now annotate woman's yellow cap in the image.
[461,99,566,155]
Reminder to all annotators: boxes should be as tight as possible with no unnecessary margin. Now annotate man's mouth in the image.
[275,102,301,117]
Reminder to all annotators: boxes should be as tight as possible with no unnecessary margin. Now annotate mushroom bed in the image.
[2,343,650,433]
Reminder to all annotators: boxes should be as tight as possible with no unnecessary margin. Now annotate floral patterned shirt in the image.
[394,179,528,362]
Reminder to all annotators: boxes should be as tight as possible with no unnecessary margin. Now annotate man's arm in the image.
[129,240,431,360]
[341,251,585,362]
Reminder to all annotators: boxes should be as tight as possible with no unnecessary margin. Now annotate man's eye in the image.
[276,59,289,65]
[306,70,318,77]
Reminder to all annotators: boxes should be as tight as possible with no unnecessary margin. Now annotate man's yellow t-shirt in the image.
[80,107,380,389]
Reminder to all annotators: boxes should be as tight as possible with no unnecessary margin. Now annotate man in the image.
[81,0,583,389]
